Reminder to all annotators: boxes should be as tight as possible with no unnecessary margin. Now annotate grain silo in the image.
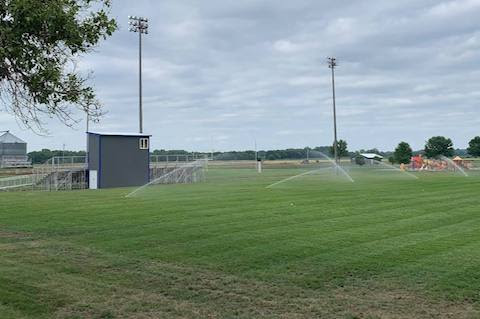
[0,131,31,168]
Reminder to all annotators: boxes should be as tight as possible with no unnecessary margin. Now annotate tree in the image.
[330,139,349,157]
[354,154,365,166]
[393,142,413,164]
[424,136,454,158]
[0,0,117,132]
[467,136,480,157]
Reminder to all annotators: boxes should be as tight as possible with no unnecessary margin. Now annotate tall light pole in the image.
[129,16,149,133]
[327,57,339,165]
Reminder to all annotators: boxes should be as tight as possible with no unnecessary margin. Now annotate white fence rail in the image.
[0,174,35,190]
[150,154,206,163]
[42,156,88,169]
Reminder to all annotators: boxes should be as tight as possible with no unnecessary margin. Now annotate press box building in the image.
[87,132,150,189]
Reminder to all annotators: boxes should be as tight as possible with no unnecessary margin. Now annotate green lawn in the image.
[1,166,480,318]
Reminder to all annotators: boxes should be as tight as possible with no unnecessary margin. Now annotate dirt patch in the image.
[0,229,32,239]
[333,285,478,319]
[51,253,480,319]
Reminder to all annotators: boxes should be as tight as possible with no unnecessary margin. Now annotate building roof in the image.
[0,131,26,144]
[360,153,384,159]
[87,131,151,137]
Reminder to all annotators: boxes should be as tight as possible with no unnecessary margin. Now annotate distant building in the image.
[87,132,151,189]
[352,153,384,165]
[0,131,31,168]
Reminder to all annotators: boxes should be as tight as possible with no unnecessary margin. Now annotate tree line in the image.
[27,136,480,164]
[389,136,480,164]
[152,145,346,161]
[27,145,344,164]
[28,149,86,164]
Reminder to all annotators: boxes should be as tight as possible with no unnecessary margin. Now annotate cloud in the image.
[1,0,479,152]
[427,0,480,17]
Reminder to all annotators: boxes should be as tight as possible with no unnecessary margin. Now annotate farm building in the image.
[0,131,31,168]
[87,132,151,189]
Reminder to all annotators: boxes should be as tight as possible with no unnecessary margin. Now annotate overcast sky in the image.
[1,0,479,152]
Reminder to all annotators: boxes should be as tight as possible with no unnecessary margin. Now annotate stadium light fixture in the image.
[128,15,149,133]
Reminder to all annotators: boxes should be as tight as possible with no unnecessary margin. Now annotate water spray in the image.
[265,167,330,189]
[125,159,207,198]
[374,160,419,179]
[312,151,355,183]
[265,150,354,189]
[440,156,469,177]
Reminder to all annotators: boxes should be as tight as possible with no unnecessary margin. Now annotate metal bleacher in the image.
[0,155,32,168]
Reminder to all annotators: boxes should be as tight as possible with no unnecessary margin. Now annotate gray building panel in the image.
[0,143,27,156]
[87,134,100,171]
[87,132,150,189]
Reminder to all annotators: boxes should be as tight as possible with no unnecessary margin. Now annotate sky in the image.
[1,0,479,152]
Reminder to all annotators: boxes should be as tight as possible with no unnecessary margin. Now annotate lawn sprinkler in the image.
[257,158,263,173]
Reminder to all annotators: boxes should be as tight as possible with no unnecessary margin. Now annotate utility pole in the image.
[327,57,339,166]
[129,16,149,133]
[210,136,214,160]
[254,138,262,173]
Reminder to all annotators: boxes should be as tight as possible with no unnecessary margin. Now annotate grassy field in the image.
[1,165,480,318]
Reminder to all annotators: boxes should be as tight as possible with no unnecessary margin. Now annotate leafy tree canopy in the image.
[424,136,454,158]
[393,141,413,164]
[354,155,366,166]
[0,0,117,132]
[330,139,349,158]
[467,136,480,157]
